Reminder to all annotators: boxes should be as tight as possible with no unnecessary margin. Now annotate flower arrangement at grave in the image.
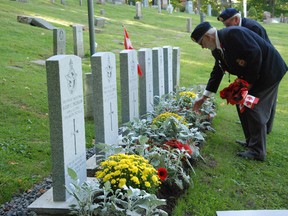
[65,85,218,215]
[95,153,161,193]
[152,87,216,133]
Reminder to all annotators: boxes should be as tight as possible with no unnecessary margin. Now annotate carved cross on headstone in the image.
[132,92,137,116]
[72,118,79,155]
[109,102,114,131]
[148,83,153,105]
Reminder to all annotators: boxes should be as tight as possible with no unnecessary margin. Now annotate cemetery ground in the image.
[0,0,288,215]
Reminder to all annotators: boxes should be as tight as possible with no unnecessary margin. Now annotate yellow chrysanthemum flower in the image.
[95,153,160,193]
[152,112,187,125]
[179,91,197,98]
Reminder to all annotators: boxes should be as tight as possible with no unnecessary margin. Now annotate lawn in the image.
[0,0,287,215]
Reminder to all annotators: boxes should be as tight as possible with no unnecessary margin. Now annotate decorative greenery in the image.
[66,168,167,216]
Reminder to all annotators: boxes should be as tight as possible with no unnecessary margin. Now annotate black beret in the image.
[190,22,212,43]
[217,8,239,22]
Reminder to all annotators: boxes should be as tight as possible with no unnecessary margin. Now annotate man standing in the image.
[217,8,275,137]
[190,22,287,161]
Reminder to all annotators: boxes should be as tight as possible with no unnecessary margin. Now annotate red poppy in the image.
[158,167,168,181]
[220,78,249,105]
[164,139,193,155]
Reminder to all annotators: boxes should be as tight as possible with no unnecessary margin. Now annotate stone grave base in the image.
[28,177,96,215]
[216,210,288,216]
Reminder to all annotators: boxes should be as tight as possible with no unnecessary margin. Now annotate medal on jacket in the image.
[236,59,247,67]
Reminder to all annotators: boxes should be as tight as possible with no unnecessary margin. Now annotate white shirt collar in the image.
[215,29,222,52]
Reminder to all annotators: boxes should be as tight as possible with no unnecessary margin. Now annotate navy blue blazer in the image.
[241,18,271,44]
[206,26,287,96]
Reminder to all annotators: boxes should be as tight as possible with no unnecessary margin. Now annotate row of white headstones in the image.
[42,46,180,204]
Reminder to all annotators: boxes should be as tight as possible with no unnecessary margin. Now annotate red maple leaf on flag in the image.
[123,26,143,77]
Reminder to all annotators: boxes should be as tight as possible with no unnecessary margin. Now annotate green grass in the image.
[0,0,288,215]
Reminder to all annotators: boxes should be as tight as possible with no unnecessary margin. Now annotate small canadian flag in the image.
[123,26,143,77]
[239,94,259,113]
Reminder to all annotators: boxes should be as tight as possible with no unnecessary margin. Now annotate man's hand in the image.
[193,96,209,113]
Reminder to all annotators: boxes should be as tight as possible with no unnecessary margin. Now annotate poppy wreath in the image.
[220,78,249,105]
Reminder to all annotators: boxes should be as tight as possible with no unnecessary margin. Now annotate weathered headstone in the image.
[100,9,106,15]
[185,1,193,14]
[134,2,142,20]
[142,0,149,8]
[200,12,206,22]
[91,52,119,151]
[157,0,161,13]
[138,48,154,117]
[152,47,165,103]
[120,49,139,124]
[186,18,192,32]
[73,25,85,58]
[112,0,124,4]
[95,18,105,28]
[162,0,168,9]
[167,4,173,14]
[46,55,87,201]
[31,17,56,30]
[84,73,93,118]
[53,28,66,56]
[172,47,180,92]
[163,46,173,94]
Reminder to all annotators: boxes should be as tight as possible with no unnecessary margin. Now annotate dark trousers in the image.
[236,81,280,158]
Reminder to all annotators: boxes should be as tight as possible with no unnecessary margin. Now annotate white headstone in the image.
[138,48,154,117]
[120,49,139,124]
[163,46,173,94]
[46,55,87,201]
[152,47,165,103]
[91,52,119,149]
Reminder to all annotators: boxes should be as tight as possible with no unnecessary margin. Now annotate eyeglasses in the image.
[198,34,206,45]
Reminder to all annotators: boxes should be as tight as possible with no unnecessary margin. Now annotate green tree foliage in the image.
[248,6,257,20]
[247,0,288,18]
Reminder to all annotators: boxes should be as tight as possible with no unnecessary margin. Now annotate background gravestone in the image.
[73,25,85,58]
[186,18,192,32]
[46,55,87,201]
[172,47,180,92]
[163,46,173,94]
[138,48,154,117]
[84,73,93,118]
[120,49,139,124]
[134,2,142,19]
[91,52,119,156]
[152,47,165,103]
[185,1,193,14]
[53,28,66,55]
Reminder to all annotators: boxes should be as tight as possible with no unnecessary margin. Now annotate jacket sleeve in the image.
[206,52,225,93]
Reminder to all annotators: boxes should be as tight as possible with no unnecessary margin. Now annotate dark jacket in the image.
[206,26,287,96]
[241,18,271,44]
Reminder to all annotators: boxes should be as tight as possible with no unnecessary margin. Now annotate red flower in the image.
[164,139,193,155]
[220,78,249,105]
[158,167,168,181]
